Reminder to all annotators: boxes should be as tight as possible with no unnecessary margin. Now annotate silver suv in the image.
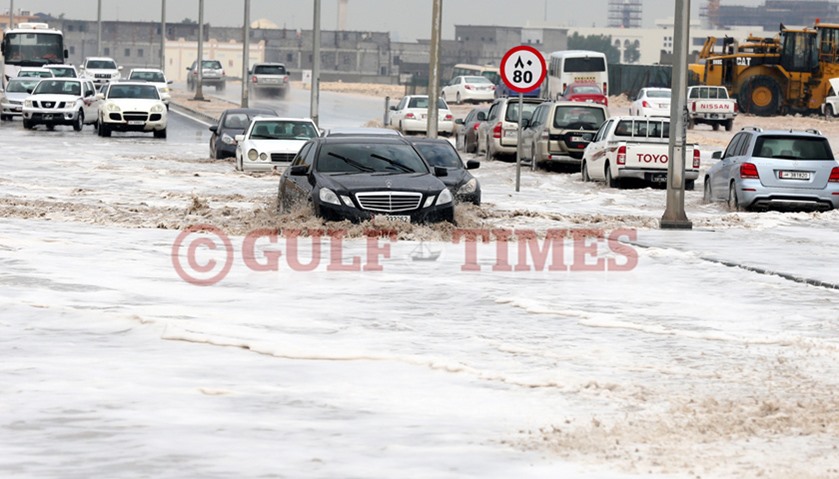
[477,96,544,161]
[187,59,225,91]
[249,62,290,98]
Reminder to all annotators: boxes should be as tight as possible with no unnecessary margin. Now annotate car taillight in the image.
[617,145,626,165]
[405,113,415,119]
[602,82,607,96]
[829,167,839,182]
[692,102,697,112]
[251,75,258,83]
[740,162,760,179]
[465,85,473,90]
[490,85,496,91]
[221,69,225,76]
[444,114,453,121]
[642,100,650,108]
[492,122,502,139]
[693,148,701,168]
[562,82,567,93]
[472,122,480,131]
[284,77,289,83]
[734,103,739,113]
[541,130,549,140]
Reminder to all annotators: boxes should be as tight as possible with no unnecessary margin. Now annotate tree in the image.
[567,32,620,64]
[623,43,641,64]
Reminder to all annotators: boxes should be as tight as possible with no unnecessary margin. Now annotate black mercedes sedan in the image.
[209,107,277,159]
[409,138,481,205]
[278,136,454,223]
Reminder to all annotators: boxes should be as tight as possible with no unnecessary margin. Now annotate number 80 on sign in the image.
[500,45,547,94]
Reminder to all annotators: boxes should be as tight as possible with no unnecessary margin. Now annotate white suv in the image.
[80,57,122,88]
[96,81,168,138]
[21,78,100,131]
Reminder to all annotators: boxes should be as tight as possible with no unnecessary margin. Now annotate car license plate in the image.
[128,120,145,125]
[650,173,667,183]
[571,136,585,142]
[43,114,53,120]
[504,130,517,138]
[264,78,278,84]
[374,215,411,223]
[779,170,810,180]
[710,113,719,118]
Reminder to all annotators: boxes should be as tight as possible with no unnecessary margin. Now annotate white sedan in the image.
[128,68,173,107]
[629,87,672,117]
[235,117,320,172]
[441,76,495,104]
[388,95,454,135]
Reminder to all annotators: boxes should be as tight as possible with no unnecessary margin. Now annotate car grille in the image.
[36,101,66,109]
[270,153,296,163]
[124,112,149,122]
[355,191,423,213]
[149,114,163,122]
[95,73,111,79]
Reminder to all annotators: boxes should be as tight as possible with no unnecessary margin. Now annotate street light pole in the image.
[310,0,321,126]
[160,0,166,71]
[241,0,250,108]
[97,0,102,56]
[9,0,13,28]
[427,0,442,139]
[193,0,205,101]
[660,0,692,229]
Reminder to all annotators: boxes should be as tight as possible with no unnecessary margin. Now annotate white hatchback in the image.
[388,95,454,136]
[441,76,495,104]
[629,87,672,117]
[234,117,320,172]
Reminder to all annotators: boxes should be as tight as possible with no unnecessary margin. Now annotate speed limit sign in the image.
[500,45,546,94]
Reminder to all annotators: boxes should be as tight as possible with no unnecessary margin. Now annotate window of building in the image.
[67,24,74,32]
[125,48,131,57]
[104,47,110,56]
[138,49,144,57]
[69,46,76,55]
[287,53,294,62]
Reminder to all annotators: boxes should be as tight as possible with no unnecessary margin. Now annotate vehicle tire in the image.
[828,104,836,120]
[486,142,495,162]
[687,117,695,129]
[100,123,111,137]
[712,122,720,131]
[685,179,695,191]
[581,160,591,182]
[456,92,462,105]
[154,128,167,139]
[728,182,743,211]
[702,178,712,204]
[23,118,33,129]
[0,114,8,121]
[217,82,226,92]
[236,155,243,171]
[46,124,55,131]
[187,79,194,91]
[724,119,734,131]
[739,75,781,116]
[605,163,620,188]
[73,111,84,132]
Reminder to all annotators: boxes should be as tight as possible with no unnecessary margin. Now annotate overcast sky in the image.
[13,0,766,41]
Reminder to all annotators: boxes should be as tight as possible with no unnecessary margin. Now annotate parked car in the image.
[629,87,671,117]
[16,67,54,79]
[234,117,320,172]
[687,85,738,131]
[128,68,173,107]
[521,101,609,167]
[43,64,78,78]
[821,78,839,118]
[278,136,454,223]
[21,78,99,131]
[248,62,290,98]
[560,83,608,106]
[96,81,167,138]
[0,78,40,120]
[455,106,488,153]
[320,127,403,137]
[410,138,481,205]
[703,127,839,211]
[187,59,225,91]
[477,96,543,161]
[209,107,277,159]
[388,95,454,136]
[441,76,496,104]
[79,57,122,89]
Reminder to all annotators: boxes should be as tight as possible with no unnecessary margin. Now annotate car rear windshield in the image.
[554,106,606,129]
[614,119,669,138]
[413,142,463,169]
[570,85,602,94]
[504,102,540,123]
[316,143,430,174]
[464,76,492,84]
[689,87,728,99]
[754,136,833,160]
[646,89,671,98]
[407,97,448,109]
[202,60,222,69]
[254,65,287,75]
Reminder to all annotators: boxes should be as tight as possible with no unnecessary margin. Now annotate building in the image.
[608,0,643,29]
[703,0,839,30]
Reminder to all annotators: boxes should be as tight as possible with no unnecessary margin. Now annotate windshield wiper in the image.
[370,154,414,173]
[327,152,375,172]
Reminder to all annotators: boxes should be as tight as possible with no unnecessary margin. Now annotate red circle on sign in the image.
[500,45,547,94]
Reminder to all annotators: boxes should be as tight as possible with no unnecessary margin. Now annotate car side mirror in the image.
[234,134,245,142]
[27,88,34,94]
[466,160,480,170]
[477,111,486,121]
[118,66,123,71]
[290,165,309,176]
[433,166,448,177]
[167,80,173,84]
[209,125,218,133]
[389,106,397,111]
[712,151,722,159]
[521,118,531,128]
[455,118,464,125]
[95,93,104,100]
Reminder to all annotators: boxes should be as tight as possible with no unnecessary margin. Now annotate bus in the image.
[1,23,68,86]
[545,50,608,101]
[451,64,501,85]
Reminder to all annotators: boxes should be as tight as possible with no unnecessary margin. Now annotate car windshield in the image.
[504,102,540,122]
[754,136,833,160]
[87,60,117,69]
[130,71,165,82]
[249,121,318,140]
[19,70,52,78]
[254,65,286,75]
[407,97,448,110]
[47,67,75,78]
[32,80,81,96]
[316,143,430,174]
[464,76,492,84]
[107,84,160,100]
[554,106,607,129]
[646,89,671,98]
[413,142,464,169]
[5,79,38,92]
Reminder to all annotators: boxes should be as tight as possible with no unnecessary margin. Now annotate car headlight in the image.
[106,103,121,112]
[160,87,169,94]
[247,149,259,161]
[436,188,453,206]
[259,152,268,161]
[340,195,353,207]
[458,178,478,194]
[24,100,32,108]
[318,188,341,206]
[150,104,164,113]
[221,134,236,145]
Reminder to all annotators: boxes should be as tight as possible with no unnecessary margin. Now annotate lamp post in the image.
[97,0,102,56]
[160,0,166,71]
[427,0,442,138]
[193,0,205,101]
[241,0,250,108]
[310,0,321,126]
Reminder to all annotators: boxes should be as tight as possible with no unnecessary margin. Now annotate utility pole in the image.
[660,0,692,229]
[241,0,250,107]
[193,0,205,101]
[160,0,166,71]
[9,0,13,28]
[310,0,321,126]
[427,0,442,138]
[97,0,102,56]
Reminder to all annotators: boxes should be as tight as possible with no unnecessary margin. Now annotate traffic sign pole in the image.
[515,93,523,192]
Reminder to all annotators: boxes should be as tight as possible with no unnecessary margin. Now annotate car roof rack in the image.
[740,126,762,132]
[804,128,822,135]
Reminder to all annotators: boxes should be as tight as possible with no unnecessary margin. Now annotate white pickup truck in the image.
[686,85,737,131]
[580,116,700,189]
